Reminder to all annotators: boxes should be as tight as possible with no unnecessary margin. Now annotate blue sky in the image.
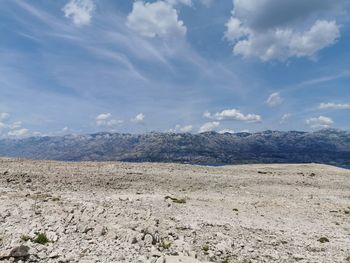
[0,0,349,137]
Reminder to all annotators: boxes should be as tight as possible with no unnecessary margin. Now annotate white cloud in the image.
[199,0,214,7]
[198,121,220,133]
[0,113,30,137]
[166,0,192,6]
[319,102,350,110]
[204,109,261,122]
[280,113,291,124]
[178,125,193,133]
[169,124,193,133]
[10,121,22,130]
[96,113,123,127]
[225,0,341,61]
[127,1,187,38]
[63,0,95,26]
[0,112,9,121]
[8,128,29,137]
[306,116,333,129]
[96,113,110,119]
[219,129,235,134]
[266,92,283,107]
[131,113,145,124]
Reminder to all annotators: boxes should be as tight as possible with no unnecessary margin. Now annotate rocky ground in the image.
[0,158,349,263]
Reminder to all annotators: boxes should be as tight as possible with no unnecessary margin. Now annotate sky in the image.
[0,0,350,137]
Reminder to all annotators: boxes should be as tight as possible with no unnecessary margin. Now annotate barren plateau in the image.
[0,158,349,263]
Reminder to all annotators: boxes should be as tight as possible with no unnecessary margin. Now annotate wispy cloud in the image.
[266,92,283,107]
[298,70,350,87]
[319,102,350,110]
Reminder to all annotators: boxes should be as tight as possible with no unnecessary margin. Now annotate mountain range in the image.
[0,129,349,167]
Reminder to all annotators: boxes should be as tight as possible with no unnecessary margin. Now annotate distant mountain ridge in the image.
[0,129,349,167]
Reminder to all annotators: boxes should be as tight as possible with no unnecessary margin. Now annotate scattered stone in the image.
[165,196,186,204]
[0,159,348,263]
[25,178,32,183]
[9,245,30,258]
[165,256,204,263]
[318,237,330,243]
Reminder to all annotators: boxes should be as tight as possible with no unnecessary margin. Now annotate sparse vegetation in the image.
[202,244,209,255]
[20,233,50,244]
[202,244,209,252]
[346,256,350,262]
[159,239,172,249]
[33,233,49,245]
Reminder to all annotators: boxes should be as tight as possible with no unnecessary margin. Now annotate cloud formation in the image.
[0,112,31,137]
[280,113,291,124]
[266,92,283,107]
[63,0,95,26]
[225,0,341,61]
[204,109,261,122]
[131,113,145,124]
[8,128,29,137]
[198,121,220,133]
[306,116,333,129]
[0,112,9,121]
[96,113,123,127]
[127,1,187,38]
[166,0,192,6]
[319,102,350,110]
[10,121,22,130]
[169,124,193,133]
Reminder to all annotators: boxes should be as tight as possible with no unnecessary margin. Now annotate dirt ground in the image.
[0,158,349,263]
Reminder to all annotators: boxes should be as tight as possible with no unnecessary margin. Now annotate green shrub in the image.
[160,239,172,249]
[202,244,209,252]
[33,233,49,245]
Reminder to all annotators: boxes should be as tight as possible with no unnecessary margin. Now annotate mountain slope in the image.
[0,129,349,166]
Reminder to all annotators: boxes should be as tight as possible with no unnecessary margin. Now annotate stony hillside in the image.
[0,129,349,167]
[0,159,350,262]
